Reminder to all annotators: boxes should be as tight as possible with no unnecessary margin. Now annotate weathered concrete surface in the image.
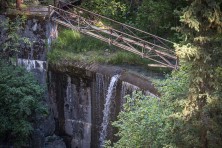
[48,61,158,148]
[49,61,159,95]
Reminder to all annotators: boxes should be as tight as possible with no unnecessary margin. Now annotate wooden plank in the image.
[148,64,169,68]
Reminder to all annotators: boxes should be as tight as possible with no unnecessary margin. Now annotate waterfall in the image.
[121,81,140,99]
[96,73,105,114]
[120,81,140,107]
[17,58,47,85]
[17,58,46,72]
[47,22,58,50]
[99,74,120,147]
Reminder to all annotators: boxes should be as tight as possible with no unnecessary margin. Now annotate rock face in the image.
[48,62,158,148]
[17,59,59,148]
[10,15,64,147]
[19,15,57,60]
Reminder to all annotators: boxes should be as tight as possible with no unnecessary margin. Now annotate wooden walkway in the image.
[48,3,178,69]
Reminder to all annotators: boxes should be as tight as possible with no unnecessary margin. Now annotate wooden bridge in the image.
[47,2,178,69]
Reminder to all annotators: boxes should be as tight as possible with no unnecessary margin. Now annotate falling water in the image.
[96,73,106,116]
[120,81,140,109]
[121,81,140,99]
[17,58,46,72]
[99,74,120,147]
[47,22,58,49]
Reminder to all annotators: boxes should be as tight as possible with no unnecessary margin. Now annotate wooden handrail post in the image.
[48,5,51,16]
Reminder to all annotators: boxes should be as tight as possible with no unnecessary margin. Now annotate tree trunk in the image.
[54,0,59,6]
[198,89,208,148]
[16,0,22,10]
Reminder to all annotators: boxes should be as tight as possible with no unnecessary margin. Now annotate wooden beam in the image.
[148,64,169,68]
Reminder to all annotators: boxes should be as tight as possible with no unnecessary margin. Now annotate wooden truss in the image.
[48,3,178,69]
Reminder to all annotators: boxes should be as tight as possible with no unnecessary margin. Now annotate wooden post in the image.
[16,0,22,10]
[48,5,51,16]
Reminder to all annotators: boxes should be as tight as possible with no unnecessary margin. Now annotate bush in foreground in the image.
[0,60,45,146]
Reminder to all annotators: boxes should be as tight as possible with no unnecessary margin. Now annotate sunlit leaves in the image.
[112,92,167,148]
[174,0,222,147]
[174,43,199,60]
[180,7,200,32]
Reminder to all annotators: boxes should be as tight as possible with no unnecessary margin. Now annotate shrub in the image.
[0,60,45,146]
[111,91,168,148]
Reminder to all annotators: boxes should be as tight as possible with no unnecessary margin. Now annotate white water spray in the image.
[17,58,46,72]
[99,74,120,147]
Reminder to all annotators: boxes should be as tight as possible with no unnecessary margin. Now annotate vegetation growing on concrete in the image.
[48,29,153,67]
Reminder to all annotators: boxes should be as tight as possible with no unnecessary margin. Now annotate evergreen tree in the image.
[174,0,222,147]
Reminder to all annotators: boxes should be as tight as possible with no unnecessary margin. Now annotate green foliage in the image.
[154,65,190,106]
[82,0,182,36]
[0,16,31,59]
[153,66,192,147]
[173,0,222,147]
[109,67,190,148]
[0,60,45,146]
[108,51,150,66]
[151,66,190,147]
[85,0,188,39]
[112,92,167,148]
[135,0,172,35]
[215,67,222,92]
[51,29,109,53]
[82,0,126,21]
[48,29,152,66]
[48,29,110,63]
